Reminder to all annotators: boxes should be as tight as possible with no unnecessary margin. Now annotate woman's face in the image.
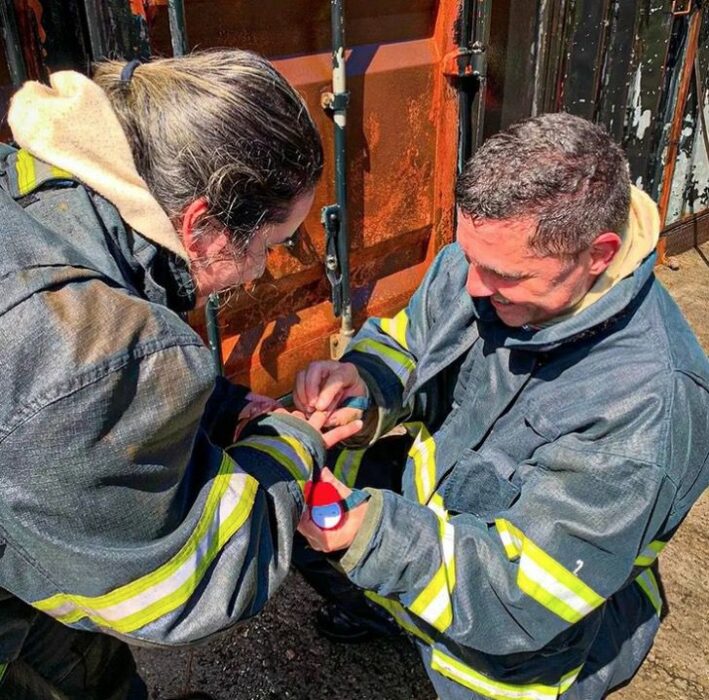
[192,190,315,305]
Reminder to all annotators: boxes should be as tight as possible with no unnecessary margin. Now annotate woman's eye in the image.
[281,231,299,249]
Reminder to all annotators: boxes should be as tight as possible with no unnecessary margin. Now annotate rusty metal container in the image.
[1,0,707,394]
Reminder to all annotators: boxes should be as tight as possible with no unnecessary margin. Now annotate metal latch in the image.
[443,41,486,78]
[321,203,343,317]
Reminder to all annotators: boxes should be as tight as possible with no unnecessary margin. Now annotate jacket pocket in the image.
[440,446,520,520]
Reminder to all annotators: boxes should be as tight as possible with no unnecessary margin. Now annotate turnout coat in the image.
[337,242,709,698]
[0,148,324,665]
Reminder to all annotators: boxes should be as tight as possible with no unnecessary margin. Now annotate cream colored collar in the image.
[8,71,188,261]
[540,186,660,327]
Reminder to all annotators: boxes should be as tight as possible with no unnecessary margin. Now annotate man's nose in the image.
[466,264,494,297]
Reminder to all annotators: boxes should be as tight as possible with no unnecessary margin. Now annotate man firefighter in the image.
[294,113,709,699]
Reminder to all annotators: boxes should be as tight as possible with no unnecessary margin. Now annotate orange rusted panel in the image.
[149,1,460,396]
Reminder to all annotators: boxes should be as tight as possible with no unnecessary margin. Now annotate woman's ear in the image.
[180,197,229,262]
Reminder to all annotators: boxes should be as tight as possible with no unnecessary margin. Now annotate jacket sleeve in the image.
[339,398,694,656]
[340,246,458,443]
[0,332,324,647]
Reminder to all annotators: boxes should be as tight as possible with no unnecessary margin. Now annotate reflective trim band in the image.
[33,455,258,633]
[636,568,662,617]
[14,150,73,196]
[408,423,437,504]
[236,434,312,486]
[365,591,433,645]
[16,149,36,196]
[634,540,667,567]
[408,513,456,632]
[0,663,6,684]
[378,309,409,351]
[333,448,366,488]
[495,519,604,624]
[349,338,415,381]
[432,649,582,700]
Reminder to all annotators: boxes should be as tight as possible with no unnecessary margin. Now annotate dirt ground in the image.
[134,241,709,700]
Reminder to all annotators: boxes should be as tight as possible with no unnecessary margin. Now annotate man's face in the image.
[456,211,601,327]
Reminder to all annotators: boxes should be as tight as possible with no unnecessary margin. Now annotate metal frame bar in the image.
[0,0,27,86]
[657,4,704,262]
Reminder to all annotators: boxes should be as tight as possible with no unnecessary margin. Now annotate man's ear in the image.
[180,197,229,262]
[589,231,622,275]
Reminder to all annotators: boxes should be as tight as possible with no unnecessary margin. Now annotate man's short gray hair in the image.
[456,113,631,257]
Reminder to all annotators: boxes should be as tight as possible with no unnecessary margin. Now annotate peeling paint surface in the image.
[630,65,653,141]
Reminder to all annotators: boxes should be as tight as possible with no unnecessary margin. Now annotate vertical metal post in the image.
[0,0,27,86]
[657,4,704,264]
[82,0,109,59]
[457,0,474,175]
[166,1,220,373]
[167,0,188,57]
[331,0,352,340]
[321,0,353,357]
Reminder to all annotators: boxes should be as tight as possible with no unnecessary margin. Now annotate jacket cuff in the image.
[340,367,396,448]
[339,488,384,573]
[201,377,251,448]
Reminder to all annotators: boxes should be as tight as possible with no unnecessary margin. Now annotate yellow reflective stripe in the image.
[236,435,311,486]
[365,591,433,645]
[379,309,409,351]
[34,455,258,633]
[0,662,6,684]
[16,150,36,196]
[634,540,667,567]
[406,492,456,632]
[496,519,524,560]
[349,338,415,380]
[636,569,662,617]
[50,164,72,180]
[496,519,604,625]
[408,424,437,504]
[432,649,582,700]
[333,448,366,488]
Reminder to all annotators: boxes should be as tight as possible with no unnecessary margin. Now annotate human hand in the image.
[272,408,363,450]
[234,392,281,440]
[294,361,368,427]
[297,467,369,552]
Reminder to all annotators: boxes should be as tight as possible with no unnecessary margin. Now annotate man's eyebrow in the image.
[464,252,533,280]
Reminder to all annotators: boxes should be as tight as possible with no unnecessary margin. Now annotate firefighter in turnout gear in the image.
[0,52,361,699]
[294,114,709,700]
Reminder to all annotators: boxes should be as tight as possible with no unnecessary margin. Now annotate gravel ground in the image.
[134,241,709,700]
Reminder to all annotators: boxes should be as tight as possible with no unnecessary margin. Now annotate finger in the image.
[318,467,352,498]
[293,371,308,413]
[303,363,329,409]
[314,371,353,412]
[306,409,329,432]
[321,420,364,449]
[245,391,275,403]
[324,407,363,427]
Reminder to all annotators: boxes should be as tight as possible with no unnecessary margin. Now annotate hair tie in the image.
[120,59,142,84]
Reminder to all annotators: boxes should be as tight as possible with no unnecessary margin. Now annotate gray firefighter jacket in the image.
[337,241,709,698]
[0,149,324,669]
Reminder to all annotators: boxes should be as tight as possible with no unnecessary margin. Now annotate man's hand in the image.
[298,467,369,552]
[294,361,368,427]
